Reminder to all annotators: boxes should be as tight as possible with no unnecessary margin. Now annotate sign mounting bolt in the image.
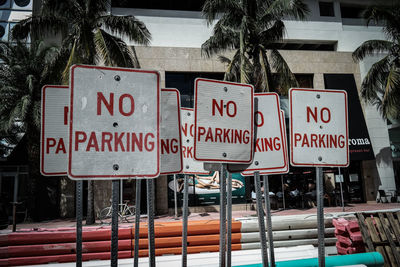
[316,94,320,99]
[186,165,189,169]
[187,112,191,116]
[114,75,120,81]
[113,122,118,127]
[222,152,227,157]
[113,164,119,171]
[224,87,228,92]
[318,156,322,161]
[255,161,259,166]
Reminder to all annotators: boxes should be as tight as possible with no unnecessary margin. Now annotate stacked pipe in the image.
[0,227,133,266]
[0,217,336,266]
[333,218,365,255]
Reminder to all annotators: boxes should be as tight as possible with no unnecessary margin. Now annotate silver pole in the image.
[134,179,141,267]
[227,171,232,267]
[255,171,269,267]
[146,179,155,267]
[76,180,83,267]
[316,167,325,267]
[219,166,227,267]
[182,174,189,267]
[111,180,120,267]
[120,180,123,213]
[174,174,178,218]
[12,174,19,232]
[281,175,285,210]
[338,168,345,212]
[263,175,275,267]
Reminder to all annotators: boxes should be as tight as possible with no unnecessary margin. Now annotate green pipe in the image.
[236,252,384,267]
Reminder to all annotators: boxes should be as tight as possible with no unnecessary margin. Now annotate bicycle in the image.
[98,201,135,224]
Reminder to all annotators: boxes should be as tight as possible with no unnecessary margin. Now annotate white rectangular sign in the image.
[160,89,183,175]
[194,78,254,163]
[228,93,288,175]
[181,108,209,174]
[68,65,160,179]
[289,88,349,167]
[40,85,69,176]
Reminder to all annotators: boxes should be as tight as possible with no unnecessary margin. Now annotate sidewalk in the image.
[2,202,399,233]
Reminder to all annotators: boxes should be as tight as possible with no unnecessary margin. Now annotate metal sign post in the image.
[182,174,189,267]
[226,170,232,267]
[134,179,141,267]
[173,174,178,218]
[263,175,275,267]
[111,180,119,267]
[219,165,227,267]
[338,168,345,212]
[147,179,156,267]
[289,88,349,267]
[76,180,83,267]
[316,167,325,267]
[254,171,268,267]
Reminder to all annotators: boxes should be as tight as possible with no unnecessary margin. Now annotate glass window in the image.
[319,2,335,17]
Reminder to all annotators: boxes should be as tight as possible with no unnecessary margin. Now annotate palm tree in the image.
[12,0,151,223]
[12,0,151,82]
[201,0,309,93]
[352,4,400,120]
[0,40,61,220]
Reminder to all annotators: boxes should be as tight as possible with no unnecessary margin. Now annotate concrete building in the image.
[109,0,398,214]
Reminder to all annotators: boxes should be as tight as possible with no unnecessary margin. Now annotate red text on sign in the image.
[294,133,345,148]
[197,127,250,144]
[307,106,331,123]
[181,122,194,137]
[74,131,154,152]
[212,99,237,117]
[161,138,179,154]
[255,137,281,152]
[255,111,264,127]
[182,146,194,158]
[97,92,135,116]
[46,138,67,154]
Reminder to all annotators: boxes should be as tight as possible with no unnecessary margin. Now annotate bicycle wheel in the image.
[98,207,112,224]
[120,206,135,223]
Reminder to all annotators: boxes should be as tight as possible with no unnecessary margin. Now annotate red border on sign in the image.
[40,85,69,176]
[160,88,183,175]
[289,88,349,167]
[68,65,161,179]
[193,78,254,163]
[181,107,210,175]
[241,93,288,175]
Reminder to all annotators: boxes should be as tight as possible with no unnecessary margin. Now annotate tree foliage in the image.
[352,4,400,120]
[202,0,309,93]
[12,0,151,82]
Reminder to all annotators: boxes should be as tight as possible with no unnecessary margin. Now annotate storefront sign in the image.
[68,65,160,179]
[194,78,254,163]
[289,88,349,167]
[160,89,183,175]
[40,85,69,176]
[181,108,209,174]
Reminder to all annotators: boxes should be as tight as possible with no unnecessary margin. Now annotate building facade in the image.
[109,0,398,214]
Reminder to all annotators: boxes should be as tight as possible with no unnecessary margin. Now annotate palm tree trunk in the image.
[240,29,246,84]
[86,180,95,225]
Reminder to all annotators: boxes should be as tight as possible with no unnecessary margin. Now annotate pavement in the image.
[2,202,399,233]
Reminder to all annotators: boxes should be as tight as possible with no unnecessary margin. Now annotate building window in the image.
[112,0,206,12]
[319,2,335,17]
[165,72,224,108]
[340,4,365,19]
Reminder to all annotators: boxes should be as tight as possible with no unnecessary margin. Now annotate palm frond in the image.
[352,40,393,62]
[263,0,309,21]
[201,20,239,57]
[11,16,68,41]
[100,15,151,45]
[270,49,298,95]
[94,29,139,68]
[202,0,243,24]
